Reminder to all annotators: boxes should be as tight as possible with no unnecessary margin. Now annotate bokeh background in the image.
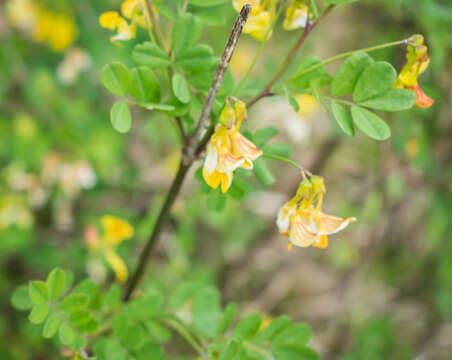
[1,0,451,359]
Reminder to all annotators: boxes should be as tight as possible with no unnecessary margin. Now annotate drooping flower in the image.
[283,0,309,31]
[277,175,356,250]
[203,99,262,193]
[394,35,434,109]
[85,216,134,283]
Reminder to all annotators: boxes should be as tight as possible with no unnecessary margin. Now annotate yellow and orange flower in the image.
[232,0,275,41]
[203,100,262,193]
[394,35,433,109]
[277,176,355,249]
[85,215,134,283]
[99,11,136,43]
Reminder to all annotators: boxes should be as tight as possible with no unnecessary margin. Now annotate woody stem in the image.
[123,5,252,301]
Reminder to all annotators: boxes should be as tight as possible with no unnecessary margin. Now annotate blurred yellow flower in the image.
[394,35,433,109]
[101,215,134,244]
[203,100,262,193]
[85,216,134,283]
[283,0,308,31]
[277,176,355,250]
[7,0,77,52]
[295,94,318,118]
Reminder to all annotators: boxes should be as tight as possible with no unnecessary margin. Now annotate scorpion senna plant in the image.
[11,0,434,359]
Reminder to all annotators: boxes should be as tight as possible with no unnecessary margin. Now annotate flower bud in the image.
[296,178,312,198]
[234,99,247,123]
[219,104,235,128]
[310,175,326,195]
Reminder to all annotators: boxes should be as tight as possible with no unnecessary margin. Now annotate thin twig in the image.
[247,4,335,109]
[123,5,252,301]
[145,0,168,54]
[175,116,186,140]
[184,4,252,164]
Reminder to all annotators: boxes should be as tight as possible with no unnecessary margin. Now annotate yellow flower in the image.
[203,100,262,193]
[99,11,136,44]
[121,0,147,28]
[232,0,274,41]
[85,216,134,283]
[277,175,356,250]
[283,0,308,31]
[393,35,433,109]
[101,215,134,244]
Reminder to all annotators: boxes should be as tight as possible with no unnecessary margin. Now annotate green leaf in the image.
[353,61,397,103]
[136,341,168,360]
[132,42,171,69]
[331,52,374,96]
[59,323,76,347]
[11,285,33,310]
[283,85,300,112]
[175,44,215,72]
[110,100,132,133]
[207,188,228,211]
[29,281,48,304]
[274,324,312,346]
[219,339,241,360]
[255,316,292,343]
[43,314,60,338]
[263,143,292,158]
[103,284,122,311]
[233,313,262,339]
[253,158,275,185]
[217,303,237,335]
[172,13,203,55]
[271,344,319,360]
[190,0,228,6]
[331,101,354,136]
[153,1,176,21]
[229,179,251,200]
[358,88,416,112]
[101,62,131,97]
[70,310,92,326]
[192,286,222,337]
[59,293,90,312]
[46,268,66,300]
[29,303,49,324]
[130,67,161,103]
[351,106,391,140]
[172,73,191,104]
[78,318,99,334]
[253,127,279,147]
[290,56,327,91]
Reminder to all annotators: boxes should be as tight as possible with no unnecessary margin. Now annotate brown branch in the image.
[247,4,335,109]
[123,5,252,301]
[184,4,252,164]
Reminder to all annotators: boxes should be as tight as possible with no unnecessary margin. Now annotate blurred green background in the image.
[1,0,451,359]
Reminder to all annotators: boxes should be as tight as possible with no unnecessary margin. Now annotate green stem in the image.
[163,319,205,357]
[294,39,408,79]
[233,3,284,95]
[263,153,303,170]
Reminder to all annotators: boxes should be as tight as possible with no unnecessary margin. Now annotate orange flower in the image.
[394,35,433,109]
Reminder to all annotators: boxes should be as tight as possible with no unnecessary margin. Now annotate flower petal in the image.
[289,214,318,247]
[312,212,356,235]
[231,132,262,161]
[104,249,128,283]
[217,152,245,173]
[220,172,233,194]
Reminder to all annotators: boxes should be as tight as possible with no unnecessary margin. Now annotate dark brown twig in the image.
[184,4,252,164]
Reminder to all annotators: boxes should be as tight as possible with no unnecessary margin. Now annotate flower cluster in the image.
[203,99,262,193]
[232,0,309,41]
[6,0,77,52]
[394,35,434,109]
[85,216,134,283]
[99,0,157,45]
[277,175,356,249]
